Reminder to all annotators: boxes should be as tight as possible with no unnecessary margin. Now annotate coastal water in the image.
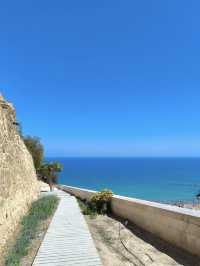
[49,157,200,202]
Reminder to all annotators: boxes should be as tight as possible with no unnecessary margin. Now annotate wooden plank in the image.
[33,190,102,266]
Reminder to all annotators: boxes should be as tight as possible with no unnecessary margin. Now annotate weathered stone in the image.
[0,97,39,259]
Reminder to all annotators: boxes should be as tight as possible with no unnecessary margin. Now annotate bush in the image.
[78,190,113,216]
[90,189,113,214]
[77,199,97,218]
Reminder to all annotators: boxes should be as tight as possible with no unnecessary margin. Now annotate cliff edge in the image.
[0,95,39,258]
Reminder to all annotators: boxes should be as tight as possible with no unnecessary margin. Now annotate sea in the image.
[48,157,200,203]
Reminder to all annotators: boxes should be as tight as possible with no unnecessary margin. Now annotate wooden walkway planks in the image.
[33,190,102,266]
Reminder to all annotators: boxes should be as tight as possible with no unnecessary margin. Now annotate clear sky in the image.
[1,1,200,157]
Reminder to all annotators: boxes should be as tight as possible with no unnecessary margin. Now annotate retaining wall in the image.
[58,184,200,257]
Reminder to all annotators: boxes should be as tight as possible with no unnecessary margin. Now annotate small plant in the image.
[77,190,113,217]
[91,189,113,214]
[77,199,97,218]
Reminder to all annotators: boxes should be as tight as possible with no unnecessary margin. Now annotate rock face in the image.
[0,95,39,257]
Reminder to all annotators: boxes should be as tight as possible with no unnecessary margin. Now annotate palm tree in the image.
[38,162,63,191]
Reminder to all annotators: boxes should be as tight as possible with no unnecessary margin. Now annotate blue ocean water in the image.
[49,157,200,202]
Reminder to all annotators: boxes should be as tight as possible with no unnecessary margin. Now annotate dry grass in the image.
[5,195,59,266]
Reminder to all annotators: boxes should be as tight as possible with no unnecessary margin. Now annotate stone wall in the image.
[58,185,200,257]
[0,95,39,257]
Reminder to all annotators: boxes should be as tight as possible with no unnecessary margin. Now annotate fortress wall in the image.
[0,96,39,257]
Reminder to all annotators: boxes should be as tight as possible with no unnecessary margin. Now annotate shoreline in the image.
[156,199,200,210]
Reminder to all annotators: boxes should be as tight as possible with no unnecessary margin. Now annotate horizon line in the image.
[45,156,200,159]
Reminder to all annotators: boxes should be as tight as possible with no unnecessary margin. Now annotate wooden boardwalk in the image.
[33,190,102,266]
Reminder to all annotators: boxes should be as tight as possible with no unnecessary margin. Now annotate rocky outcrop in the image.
[0,95,39,258]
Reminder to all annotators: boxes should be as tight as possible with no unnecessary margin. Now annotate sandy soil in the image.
[85,215,200,266]
[183,203,200,210]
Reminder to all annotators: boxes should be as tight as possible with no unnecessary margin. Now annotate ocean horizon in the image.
[47,157,200,203]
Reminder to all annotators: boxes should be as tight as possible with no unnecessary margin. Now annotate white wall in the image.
[58,185,200,257]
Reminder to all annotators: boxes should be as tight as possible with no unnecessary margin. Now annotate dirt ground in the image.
[85,215,200,266]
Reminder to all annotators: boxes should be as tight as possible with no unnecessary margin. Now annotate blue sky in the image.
[1,1,200,157]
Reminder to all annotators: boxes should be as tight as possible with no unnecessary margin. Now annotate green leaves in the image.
[38,162,63,185]
[23,134,63,186]
[23,136,44,171]
[91,190,113,214]
[79,190,114,216]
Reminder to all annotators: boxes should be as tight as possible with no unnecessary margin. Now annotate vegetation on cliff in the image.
[23,135,63,190]
[23,136,44,171]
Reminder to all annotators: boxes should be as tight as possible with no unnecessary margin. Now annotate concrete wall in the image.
[58,185,200,257]
[0,96,39,258]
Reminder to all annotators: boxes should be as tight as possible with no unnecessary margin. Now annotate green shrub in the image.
[91,189,113,214]
[78,189,113,217]
[77,199,97,218]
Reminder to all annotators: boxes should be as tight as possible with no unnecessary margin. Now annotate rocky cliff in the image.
[0,95,39,257]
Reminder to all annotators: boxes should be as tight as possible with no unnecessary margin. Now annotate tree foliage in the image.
[23,136,44,171]
[23,135,63,188]
[38,162,63,190]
